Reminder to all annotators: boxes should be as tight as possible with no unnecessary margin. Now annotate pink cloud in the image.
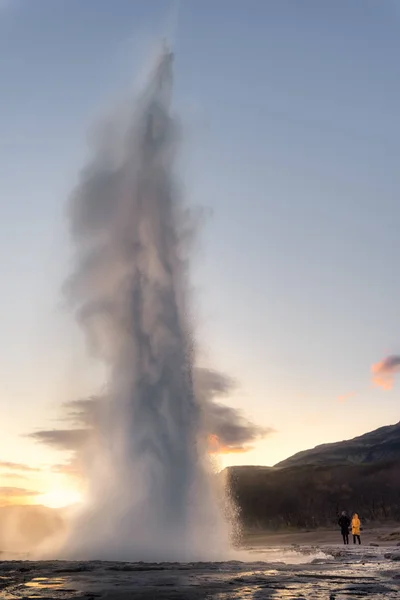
[337,392,356,403]
[371,355,400,391]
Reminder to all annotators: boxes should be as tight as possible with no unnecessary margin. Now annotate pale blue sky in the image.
[1,0,400,472]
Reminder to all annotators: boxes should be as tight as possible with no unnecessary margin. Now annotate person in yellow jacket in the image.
[351,513,361,545]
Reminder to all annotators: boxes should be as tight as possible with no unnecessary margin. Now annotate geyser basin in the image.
[60,45,231,562]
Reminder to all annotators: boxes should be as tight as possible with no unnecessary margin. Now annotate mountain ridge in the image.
[225,421,400,530]
[275,421,400,468]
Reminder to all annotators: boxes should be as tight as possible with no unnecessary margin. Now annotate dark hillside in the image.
[276,423,400,468]
[226,423,400,530]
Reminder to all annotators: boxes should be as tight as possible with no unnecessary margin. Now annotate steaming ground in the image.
[1,545,400,599]
[3,520,400,596]
[56,46,234,561]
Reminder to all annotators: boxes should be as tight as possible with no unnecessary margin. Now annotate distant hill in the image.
[226,422,400,530]
[275,422,400,468]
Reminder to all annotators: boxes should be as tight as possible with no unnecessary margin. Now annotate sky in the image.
[1,0,400,507]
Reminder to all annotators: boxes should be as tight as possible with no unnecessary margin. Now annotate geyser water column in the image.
[62,46,230,561]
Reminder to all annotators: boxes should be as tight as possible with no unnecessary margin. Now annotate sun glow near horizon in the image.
[36,487,83,509]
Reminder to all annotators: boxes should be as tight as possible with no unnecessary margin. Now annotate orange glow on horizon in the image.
[36,488,83,509]
[207,434,252,454]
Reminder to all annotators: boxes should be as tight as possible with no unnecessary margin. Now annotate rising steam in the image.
[57,46,233,561]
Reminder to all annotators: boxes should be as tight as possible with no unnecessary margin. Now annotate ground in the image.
[241,522,400,548]
[1,527,400,599]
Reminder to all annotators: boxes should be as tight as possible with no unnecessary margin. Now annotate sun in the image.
[37,488,83,509]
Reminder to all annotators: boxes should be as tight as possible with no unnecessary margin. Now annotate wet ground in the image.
[1,546,399,599]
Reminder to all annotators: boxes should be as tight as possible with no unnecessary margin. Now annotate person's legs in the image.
[345,532,349,544]
[353,535,356,544]
[357,535,361,545]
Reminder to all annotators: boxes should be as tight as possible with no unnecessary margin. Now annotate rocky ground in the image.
[241,523,400,549]
[1,544,400,599]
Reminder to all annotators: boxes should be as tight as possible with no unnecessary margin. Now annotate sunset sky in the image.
[1,0,400,507]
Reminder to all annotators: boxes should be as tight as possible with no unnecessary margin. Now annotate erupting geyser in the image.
[61,45,232,561]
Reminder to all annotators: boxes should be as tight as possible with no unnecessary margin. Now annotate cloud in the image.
[51,461,81,476]
[204,400,274,453]
[28,429,88,451]
[0,487,38,498]
[61,398,101,428]
[194,368,236,398]
[371,355,400,390]
[0,461,41,473]
[337,392,356,403]
[0,473,29,481]
[0,487,39,505]
[28,367,272,467]
[197,369,274,452]
[208,434,254,454]
[0,487,37,497]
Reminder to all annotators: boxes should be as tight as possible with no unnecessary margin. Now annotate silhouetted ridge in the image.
[225,422,400,530]
[276,422,400,468]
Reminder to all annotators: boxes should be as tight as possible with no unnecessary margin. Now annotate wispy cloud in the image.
[194,368,236,398]
[196,368,273,452]
[371,355,400,390]
[0,461,41,473]
[208,434,256,454]
[0,487,38,497]
[28,367,273,465]
[50,461,81,476]
[0,473,29,481]
[204,400,274,453]
[28,429,88,451]
[337,392,356,403]
[0,487,39,505]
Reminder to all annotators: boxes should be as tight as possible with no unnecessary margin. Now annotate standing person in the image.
[351,513,361,545]
[338,511,350,544]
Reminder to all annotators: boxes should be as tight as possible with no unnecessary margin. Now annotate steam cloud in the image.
[29,367,271,465]
[48,46,241,561]
[371,355,400,390]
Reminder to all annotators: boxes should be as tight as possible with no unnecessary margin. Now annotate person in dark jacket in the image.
[338,511,350,544]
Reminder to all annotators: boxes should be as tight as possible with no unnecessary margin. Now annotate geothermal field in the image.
[2,545,400,598]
